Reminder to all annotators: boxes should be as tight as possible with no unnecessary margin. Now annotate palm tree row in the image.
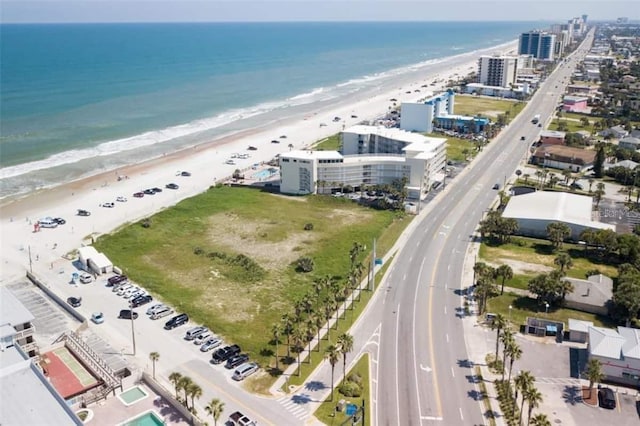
[272,242,366,375]
[325,332,354,402]
[473,262,514,314]
[168,372,203,414]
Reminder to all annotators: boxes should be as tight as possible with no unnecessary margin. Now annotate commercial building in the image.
[531,145,596,172]
[539,130,566,146]
[280,126,446,200]
[464,82,530,99]
[518,31,556,61]
[562,95,589,113]
[502,191,616,240]
[0,287,38,360]
[588,326,640,387]
[477,55,519,88]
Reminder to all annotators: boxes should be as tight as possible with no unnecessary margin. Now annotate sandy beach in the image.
[0,40,517,281]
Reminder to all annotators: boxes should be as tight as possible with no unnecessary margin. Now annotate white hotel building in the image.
[279,125,446,200]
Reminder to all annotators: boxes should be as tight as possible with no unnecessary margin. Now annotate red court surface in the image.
[41,347,100,399]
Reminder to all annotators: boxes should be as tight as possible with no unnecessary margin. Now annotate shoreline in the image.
[0,39,517,282]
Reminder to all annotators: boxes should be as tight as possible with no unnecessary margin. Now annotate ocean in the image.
[0,21,537,199]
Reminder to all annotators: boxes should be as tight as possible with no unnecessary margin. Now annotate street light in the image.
[544,302,550,315]
[509,305,513,322]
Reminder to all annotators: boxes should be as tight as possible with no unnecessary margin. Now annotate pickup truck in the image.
[228,411,257,426]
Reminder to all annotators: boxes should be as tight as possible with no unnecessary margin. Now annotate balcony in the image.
[14,326,35,340]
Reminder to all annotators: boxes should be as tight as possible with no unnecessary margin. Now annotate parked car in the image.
[180,171,191,177]
[77,209,91,216]
[184,326,208,341]
[130,295,153,308]
[598,387,616,409]
[150,306,173,320]
[107,274,128,287]
[118,309,139,320]
[225,353,249,369]
[270,139,280,144]
[211,344,241,364]
[116,196,127,202]
[200,337,223,352]
[520,136,526,141]
[492,183,500,190]
[164,313,189,330]
[165,183,179,190]
[53,217,66,225]
[102,202,115,208]
[146,303,167,316]
[126,288,145,299]
[91,312,105,324]
[152,187,163,193]
[193,331,213,345]
[133,192,145,198]
[228,411,257,426]
[67,297,82,308]
[232,363,259,381]
[143,189,156,195]
[570,182,583,190]
[247,146,257,151]
[79,272,93,284]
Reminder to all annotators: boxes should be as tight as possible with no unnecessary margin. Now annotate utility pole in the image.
[130,310,137,355]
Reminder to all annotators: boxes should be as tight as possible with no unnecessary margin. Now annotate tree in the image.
[149,352,160,380]
[169,372,182,398]
[337,333,354,382]
[291,324,306,376]
[495,264,514,295]
[188,382,202,412]
[612,271,640,326]
[514,371,535,415]
[205,398,225,426]
[553,252,573,273]
[296,256,314,272]
[588,178,595,193]
[476,274,496,315]
[271,323,281,370]
[525,386,543,426]
[594,145,606,178]
[546,222,571,250]
[281,313,294,359]
[490,313,508,360]
[584,358,603,398]
[178,376,193,407]
[506,341,522,385]
[500,327,514,381]
[288,143,294,151]
[594,182,605,208]
[529,413,552,426]
[325,344,341,401]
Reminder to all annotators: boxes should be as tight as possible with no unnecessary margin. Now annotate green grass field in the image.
[314,134,342,151]
[314,354,371,426]
[443,136,477,162]
[453,95,526,121]
[95,186,410,390]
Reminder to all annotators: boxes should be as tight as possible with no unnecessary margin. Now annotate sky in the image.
[1,0,639,24]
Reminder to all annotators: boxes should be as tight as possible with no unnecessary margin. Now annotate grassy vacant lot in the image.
[95,186,409,383]
[549,118,592,133]
[315,354,370,426]
[453,95,526,121]
[314,134,341,151]
[442,136,476,162]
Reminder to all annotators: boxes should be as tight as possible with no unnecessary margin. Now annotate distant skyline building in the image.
[477,55,519,88]
[518,31,556,61]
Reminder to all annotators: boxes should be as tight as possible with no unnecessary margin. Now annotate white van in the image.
[39,217,58,228]
[79,272,93,284]
[150,307,173,320]
[232,362,258,381]
[184,326,207,341]
[193,331,213,345]
[116,284,133,296]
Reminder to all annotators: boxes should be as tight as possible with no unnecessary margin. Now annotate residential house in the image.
[539,130,566,145]
[619,136,640,151]
[599,125,629,139]
[531,145,596,172]
[563,274,612,316]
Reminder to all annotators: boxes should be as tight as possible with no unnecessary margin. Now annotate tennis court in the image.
[42,347,100,398]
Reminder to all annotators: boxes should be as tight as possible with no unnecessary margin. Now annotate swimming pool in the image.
[118,386,149,406]
[120,410,164,426]
[253,168,278,180]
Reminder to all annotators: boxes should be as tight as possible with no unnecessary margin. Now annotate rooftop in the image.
[0,287,35,327]
[568,319,594,333]
[619,327,640,360]
[563,95,589,102]
[589,326,625,359]
[344,125,446,146]
[533,145,596,164]
[564,274,613,309]
[281,150,343,161]
[540,130,566,138]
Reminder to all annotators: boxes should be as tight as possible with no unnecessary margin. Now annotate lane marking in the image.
[395,303,401,426]
[421,416,443,421]
[451,366,455,377]
[412,259,427,422]
[446,334,449,343]
[459,407,464,420]
[444,306,447,315]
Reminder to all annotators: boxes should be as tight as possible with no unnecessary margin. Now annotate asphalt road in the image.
[367,32,595,426]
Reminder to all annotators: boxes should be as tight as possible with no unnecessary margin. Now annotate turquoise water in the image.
[0,22,540,198]
[254,168,278,179]
[123,411,164,426]
[118,386,148,405]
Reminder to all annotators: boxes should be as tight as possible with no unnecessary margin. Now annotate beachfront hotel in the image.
[279,126,446,200]
[518,31,556,61]
[477,55,519,88]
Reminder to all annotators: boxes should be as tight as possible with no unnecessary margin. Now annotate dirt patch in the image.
[581,386,597,406]
[481,110,504,118]
[327,208,372,227]
[486,259,553,275]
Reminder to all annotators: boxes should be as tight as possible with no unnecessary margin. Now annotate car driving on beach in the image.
[116,196,127,202]
[133,192,144,198]
[77,209,91,216]
[102,202,115,208]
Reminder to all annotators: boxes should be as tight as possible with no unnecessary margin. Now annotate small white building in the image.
[588,326,640,386]
[502,192,616,240]
[77,246,113,275]
[280,126,446,199]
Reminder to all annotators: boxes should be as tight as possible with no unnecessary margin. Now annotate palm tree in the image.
[585,358,603,398]
[337,333,354,381]
[490,313,507,360]
[501,328,514,380]
[205,398,225,426]
[525,386,543,426]
[188,382,202,413]
[506,341,522,385]
[514,371,535,415]
[271,323,281,370]
[325,344,341,402]
[529,413,551,426]
[288,143,294,151]
[281,313,294,359]
[553,252,573,273]
[495,264,514,295]
[149,351,160,380]
[168,372,182,398]
[292,324,306,376]
[178,376,193,407]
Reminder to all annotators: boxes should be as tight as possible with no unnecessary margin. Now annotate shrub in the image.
[193,247,205,255]
[141,218,152,228]
[347,372,362,386]
[296,257,314,273]
[304,223,314,231]
[338,381,362,397]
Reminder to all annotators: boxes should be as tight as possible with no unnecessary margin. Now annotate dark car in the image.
[225,353,249,369]
[165,183,179,190]
[67,297,82,308]
[133,192,145,198]
[143,189,156,195]
[180,171,191,177]
[492,183,500,190]
[107,274,127,287]
[53,218,66,225]
[247,146,258,151]
[520,136,526,141]
[570,182,583,190]
[211,344,241,364]
[598,388,616,409]
[270,139,280,144]
[164,313,189,330]
[77,209,91,216]
[118,309,139,320]
[130,294,153,308]
[152,187,163,193]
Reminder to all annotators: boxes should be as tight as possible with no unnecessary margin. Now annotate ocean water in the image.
[0,21,537,199]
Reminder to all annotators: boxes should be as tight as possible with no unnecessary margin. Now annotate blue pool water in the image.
[253,168,278,180]
[122,410,164,426]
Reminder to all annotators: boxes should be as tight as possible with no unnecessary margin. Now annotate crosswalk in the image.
[277,395,310,421]
[535,377,582,386]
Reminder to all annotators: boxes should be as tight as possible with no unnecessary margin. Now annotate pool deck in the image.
[88,384,190,425]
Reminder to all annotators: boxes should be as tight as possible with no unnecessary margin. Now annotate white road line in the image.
[395,303,401,426]
[403,273,407,281]
[451,366,455,377]
[421,416,443,421]
[444,306,447,315]
[447,264,450,271]
[459,407,464,420]
[446,334,449,343]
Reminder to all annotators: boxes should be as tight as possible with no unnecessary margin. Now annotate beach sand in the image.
[0,41,517,281]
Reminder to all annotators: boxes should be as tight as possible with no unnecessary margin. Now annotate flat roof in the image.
[343,125,446,146]
[0,346,82,425]
[540,130,566,138]
[281,150,343,160]
[0,287,34,327]
[342,155,405,164]
[563,95,589,102]
[502,192,615,231]
[568,319,593,333]
[78,245,100,259]
[91,252,112,268]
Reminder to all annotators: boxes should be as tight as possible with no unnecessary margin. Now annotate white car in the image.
[126,288,145,299]
[102,202,115,208]
[117,284,134,296]
[193,331,213,345]
[147,303,167,315]
[116,196,127,202]
[200,337,223,352]
[79,272,93,284]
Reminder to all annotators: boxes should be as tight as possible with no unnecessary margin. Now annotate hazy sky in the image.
[1,0,638,23]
